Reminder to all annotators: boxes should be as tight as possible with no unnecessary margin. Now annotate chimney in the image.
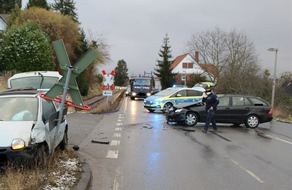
[195,51,199,63]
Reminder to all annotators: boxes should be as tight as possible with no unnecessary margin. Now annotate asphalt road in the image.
[67,97,292,190]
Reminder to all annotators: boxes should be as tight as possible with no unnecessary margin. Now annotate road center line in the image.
[230,159,265,183]
[106,150,119,158]
[113,133,121,137]
[110,140,120,146]
[265,135,292,145]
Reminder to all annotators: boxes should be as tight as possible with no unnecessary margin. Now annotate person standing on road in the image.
[202,88,219,133]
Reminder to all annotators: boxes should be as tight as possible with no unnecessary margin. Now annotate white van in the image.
[8,71,62,90]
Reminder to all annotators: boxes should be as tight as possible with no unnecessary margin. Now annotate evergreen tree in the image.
[154,33,176,90]
[26,0,50,10]
[0,0,21,13]
[114,60,129,86]
[52,0,78,22]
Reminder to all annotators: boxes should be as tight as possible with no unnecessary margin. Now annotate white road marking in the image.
[116,123,123,126]
[230,159,265,183]
[123,98,128,113]
[115,127,122,131]
[113,133,121,137]
[106,150,119,158]
[110,140,120,146]
[265,135,292,145]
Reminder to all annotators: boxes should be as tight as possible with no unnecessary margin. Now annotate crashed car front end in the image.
[166,106,187,123]
[0,121,43,166]
[166,102,204,124]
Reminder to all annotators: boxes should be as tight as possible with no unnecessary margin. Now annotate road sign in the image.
[44,40,97,110]
[103,90,113,96]
[101,70,115,90]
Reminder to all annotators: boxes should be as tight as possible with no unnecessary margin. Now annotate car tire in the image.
[148,109,155,113]
[245,115,259,128]
[59,128,68,150]
[185,112,198,126]
[130,96,135,100]
[162,102,173,113]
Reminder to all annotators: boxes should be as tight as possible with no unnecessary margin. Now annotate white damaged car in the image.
[0,88,68,167]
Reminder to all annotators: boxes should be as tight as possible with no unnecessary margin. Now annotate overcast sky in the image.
[23,0,291,77]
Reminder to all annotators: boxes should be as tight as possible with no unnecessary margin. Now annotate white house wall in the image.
[172,54,204,74]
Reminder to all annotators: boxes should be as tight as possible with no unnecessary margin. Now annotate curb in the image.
[74,153,92,190]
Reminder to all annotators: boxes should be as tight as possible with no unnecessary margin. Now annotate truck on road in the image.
[129,76,159,100]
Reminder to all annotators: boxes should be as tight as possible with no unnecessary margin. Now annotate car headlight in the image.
[132,92,137,96]
[146,92,151,96]
[11,138,25,150]
[175,109,183,113]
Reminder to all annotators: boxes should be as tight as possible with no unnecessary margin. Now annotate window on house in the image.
[182,62,193,69]
[188,63,193,68]
[182,63,187,68]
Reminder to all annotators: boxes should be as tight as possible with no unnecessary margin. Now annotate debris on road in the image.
[91,140,110,144]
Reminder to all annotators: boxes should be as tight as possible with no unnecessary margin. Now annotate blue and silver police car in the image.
[143,87,205,113]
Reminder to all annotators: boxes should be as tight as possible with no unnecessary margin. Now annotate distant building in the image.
[171,51,218,85]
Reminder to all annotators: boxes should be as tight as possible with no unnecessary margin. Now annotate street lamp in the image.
[184,70,187,87]
[267,48,278,114]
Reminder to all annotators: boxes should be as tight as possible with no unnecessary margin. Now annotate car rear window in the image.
[187,90,203,96]
[232,97,252,106]
[249,97,268,106]
[10,76,59,89]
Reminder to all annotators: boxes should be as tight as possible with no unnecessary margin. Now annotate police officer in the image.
[202,88,219,133]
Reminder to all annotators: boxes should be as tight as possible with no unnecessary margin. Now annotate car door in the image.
[186,89,203,104]
[42,99,61,151]
[215,96,231,122]
[229,96,252,122]
[169,89,187,106]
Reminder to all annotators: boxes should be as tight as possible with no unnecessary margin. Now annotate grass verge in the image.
[0,149,82,190]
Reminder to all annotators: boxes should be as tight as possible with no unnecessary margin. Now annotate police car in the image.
[143,87,205,113]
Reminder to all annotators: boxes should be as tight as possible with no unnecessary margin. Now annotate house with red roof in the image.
[171,51,218,85]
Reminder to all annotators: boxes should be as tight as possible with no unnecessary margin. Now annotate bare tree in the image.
[186,27,260,94]
[186,27,227,82]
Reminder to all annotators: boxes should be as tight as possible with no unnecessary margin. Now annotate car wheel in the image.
[185,112,198,126]
[59,128,68,150]
[148,109,155,113]
[162,102,173,113]
[130,96,135,100]
[245,115,259,128]
[34,144,48,167]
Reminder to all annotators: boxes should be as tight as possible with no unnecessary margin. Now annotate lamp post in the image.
[267,48,278,114]
[184,71,187,87]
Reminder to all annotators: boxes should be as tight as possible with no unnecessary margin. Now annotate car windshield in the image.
[0,97,38,121]
[9,76,59,89]
[155,88,179,96]
[133,79,151,86]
